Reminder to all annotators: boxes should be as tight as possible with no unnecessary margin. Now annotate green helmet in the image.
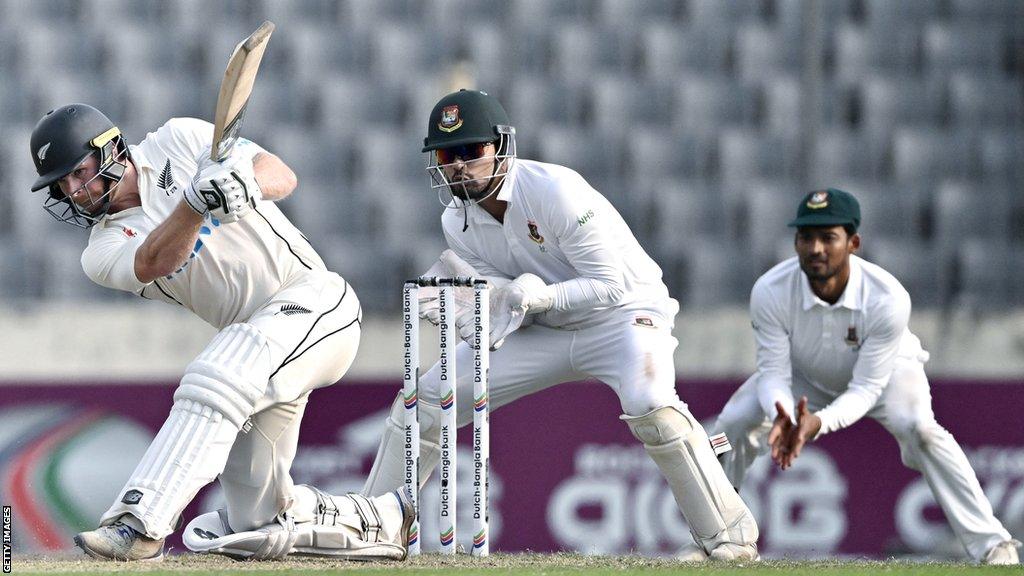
[423,89,517,206]
[422,89,514,152]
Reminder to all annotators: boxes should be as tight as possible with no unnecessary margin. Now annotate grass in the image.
[9,553,1020,576]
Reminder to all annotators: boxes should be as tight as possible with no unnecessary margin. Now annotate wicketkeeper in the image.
[362,90,760,561]
[28,104,412,561]
[713,188,1020,565]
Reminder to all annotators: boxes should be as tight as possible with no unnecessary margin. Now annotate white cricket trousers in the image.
[419,306,683,424]
[713,356,1012,561]
[222,272,362,532]
[103,271,361,538]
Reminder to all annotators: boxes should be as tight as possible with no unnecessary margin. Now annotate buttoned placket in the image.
[822,308,834,346]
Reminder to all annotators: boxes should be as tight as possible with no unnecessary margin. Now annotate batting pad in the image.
[100,323,273,539]
[362,394,441,497]
[101,398,241,539]
[622,406,759,554]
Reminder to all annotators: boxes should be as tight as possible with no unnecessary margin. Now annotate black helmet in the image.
[424,89,517,207]
[29,104,129,227]
[422,89,514,152]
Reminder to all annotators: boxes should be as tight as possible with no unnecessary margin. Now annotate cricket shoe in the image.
[74,521,164,561]
[982,539,1021,565]
[675,542,709,562]
[708,542,760,561]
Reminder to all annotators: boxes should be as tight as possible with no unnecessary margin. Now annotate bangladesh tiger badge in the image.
[806,190,830,209]
[438,105,463,132]
[527,220,544,244]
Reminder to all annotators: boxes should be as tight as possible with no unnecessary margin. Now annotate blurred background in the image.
[0,0,1022,560]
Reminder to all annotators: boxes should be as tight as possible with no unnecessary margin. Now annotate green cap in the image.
[422,89,512,152]
[788,188,861,230]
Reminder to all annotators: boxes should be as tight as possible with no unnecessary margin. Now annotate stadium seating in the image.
[833,23,922,82]
[892,128,979,184]
[718,130,801,183]
[809,128,886,181]
[980,129,1024,183]
[0,0,1020,314]
[954,239,1023,310]
[673,75,760,134]
[949,73,1024,127]
[860,237,942,306]
[923,23,1006,74]
[735,23,801,81]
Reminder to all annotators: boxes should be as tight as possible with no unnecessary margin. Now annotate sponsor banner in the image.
[0,381,1021,558]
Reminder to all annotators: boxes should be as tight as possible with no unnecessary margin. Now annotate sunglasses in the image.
[435,142,494,165]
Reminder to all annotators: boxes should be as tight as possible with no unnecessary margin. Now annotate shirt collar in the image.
[128,144,155,173]
[494,158,517,202]
[800,256,863,311]
[465,159,516,224]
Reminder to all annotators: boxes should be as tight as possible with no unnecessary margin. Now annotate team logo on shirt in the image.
[121,226,138,238]
[577,209,595,227]
[277,304,312,316]
[121,489,144,505]
[807,190,829,209]
[157,159,178,196]
[633,316,655,328]
[844,325,861,350]
[438,105,463,133]
[527,220,544,244]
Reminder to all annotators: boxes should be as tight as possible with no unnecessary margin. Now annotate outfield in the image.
[11,554,1021,575]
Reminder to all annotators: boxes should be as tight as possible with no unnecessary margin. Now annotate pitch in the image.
[12,554,1021,575]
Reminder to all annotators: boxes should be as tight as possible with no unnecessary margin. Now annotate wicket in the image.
[402,277,490,557]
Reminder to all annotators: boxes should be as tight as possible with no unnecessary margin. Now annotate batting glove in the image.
[184,166,262,223]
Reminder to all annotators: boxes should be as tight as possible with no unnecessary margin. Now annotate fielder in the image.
[713,188,1020,565]
[362,90,760,560]
[29,104,412,561]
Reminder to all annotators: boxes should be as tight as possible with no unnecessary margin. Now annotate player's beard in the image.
[800,256,840,282]
[450,177,487,201]
[451,171,504,202]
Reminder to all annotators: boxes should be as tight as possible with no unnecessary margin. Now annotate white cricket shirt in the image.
[81,118,325,329]
[442,159,676,330]
[751,255,926,436]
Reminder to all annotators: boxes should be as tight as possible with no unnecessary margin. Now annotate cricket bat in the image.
[210,21,275,162]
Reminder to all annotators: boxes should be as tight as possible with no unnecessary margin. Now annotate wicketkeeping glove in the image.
[418,250,479,325]
[418,250,512,326]
[486,273,554,350]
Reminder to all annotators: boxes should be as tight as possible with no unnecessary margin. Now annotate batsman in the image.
[363,89,760,560]
[27,104,412,561]
[713,189,1020,565]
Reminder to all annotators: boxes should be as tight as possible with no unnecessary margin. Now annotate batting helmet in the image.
[30,104,129,227]
[423,90,516,206]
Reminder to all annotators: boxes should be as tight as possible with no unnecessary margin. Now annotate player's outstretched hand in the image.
[185,165,262,223]
[768,400,795,469]
[778,396,821,469]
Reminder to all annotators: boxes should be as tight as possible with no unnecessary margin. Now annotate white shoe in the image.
[676,542,709,562]
[708,542,760,561]
[983,539,1021,565]
[74,521,164,561]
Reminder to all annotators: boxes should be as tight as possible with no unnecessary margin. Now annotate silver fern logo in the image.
[37,142,51,161]
[277,304,312,316]
[157,160,177,196]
